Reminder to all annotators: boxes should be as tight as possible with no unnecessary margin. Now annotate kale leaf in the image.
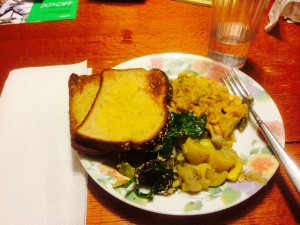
[169,112,207,138]
[120,112,207,200]
[155,113,207,157]
[132,159,175,199]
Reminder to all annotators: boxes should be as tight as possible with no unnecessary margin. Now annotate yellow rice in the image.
[170,72,248,141]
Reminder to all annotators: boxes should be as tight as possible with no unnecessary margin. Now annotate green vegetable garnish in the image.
[155,113,207,156]
[133,159,175,199]
[117,112,207,200]
[169,112,207,138]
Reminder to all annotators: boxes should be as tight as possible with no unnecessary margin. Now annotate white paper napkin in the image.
[265,0,300,32]
[0,61,89,225]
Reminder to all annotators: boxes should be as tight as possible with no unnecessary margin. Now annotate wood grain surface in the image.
[0,0,299,224]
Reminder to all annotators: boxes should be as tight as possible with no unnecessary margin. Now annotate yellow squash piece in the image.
[227,162,243,182]
[210,171,228,187]
[196,163,212,179]
[206,169,228,187]
[182,138,214,165]
[207,148,237,172]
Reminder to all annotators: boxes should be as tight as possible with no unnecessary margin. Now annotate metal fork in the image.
[221,67,300,194]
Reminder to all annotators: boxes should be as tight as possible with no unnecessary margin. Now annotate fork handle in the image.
[250,108,300,194]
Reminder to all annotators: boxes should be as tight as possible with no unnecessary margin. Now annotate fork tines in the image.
[220,67,252,103]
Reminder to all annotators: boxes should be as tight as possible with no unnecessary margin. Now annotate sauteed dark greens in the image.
[116,113,207,199]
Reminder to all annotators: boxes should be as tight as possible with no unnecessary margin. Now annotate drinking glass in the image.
[207,0,270,68]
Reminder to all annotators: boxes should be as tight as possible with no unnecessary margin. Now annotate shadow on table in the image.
[88,176,275,225]
[241,58,265,85]
[274,168,300,223]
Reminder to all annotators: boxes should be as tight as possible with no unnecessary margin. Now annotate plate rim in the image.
[78,53,285,216]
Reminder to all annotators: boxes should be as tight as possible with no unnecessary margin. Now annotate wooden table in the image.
[1,0,299,224]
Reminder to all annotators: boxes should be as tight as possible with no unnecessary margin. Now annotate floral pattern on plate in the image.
[78,53,285,215]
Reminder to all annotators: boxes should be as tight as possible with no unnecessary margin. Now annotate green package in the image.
[26,0,78,22]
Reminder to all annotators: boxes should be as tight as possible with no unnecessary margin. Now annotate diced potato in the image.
[199,138,215,151]
[181,181,203,192]
[211,135,233,149]
[207,148,237,172]
[177,163,202,192]
[182,138,213,165]
[208,170,228,187]
[177,163,211,192]
[196,163,211,179]
[176,137,242,193]
[198,179,211,190]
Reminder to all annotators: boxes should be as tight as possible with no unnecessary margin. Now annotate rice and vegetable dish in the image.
[170,72,248,141]
[114,72,262,199]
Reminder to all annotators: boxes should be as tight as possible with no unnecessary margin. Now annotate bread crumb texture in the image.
[76,69,169,142]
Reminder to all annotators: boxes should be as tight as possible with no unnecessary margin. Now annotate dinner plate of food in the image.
[70,53,284,215]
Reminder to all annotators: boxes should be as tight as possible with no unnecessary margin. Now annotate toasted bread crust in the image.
[146,68,172,103]
[73,114,171,153]
[68,73,104,155]
[69,73,101,131]
[70,68,172,155]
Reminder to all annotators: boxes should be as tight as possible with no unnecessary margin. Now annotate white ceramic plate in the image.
[78,53,285,215]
